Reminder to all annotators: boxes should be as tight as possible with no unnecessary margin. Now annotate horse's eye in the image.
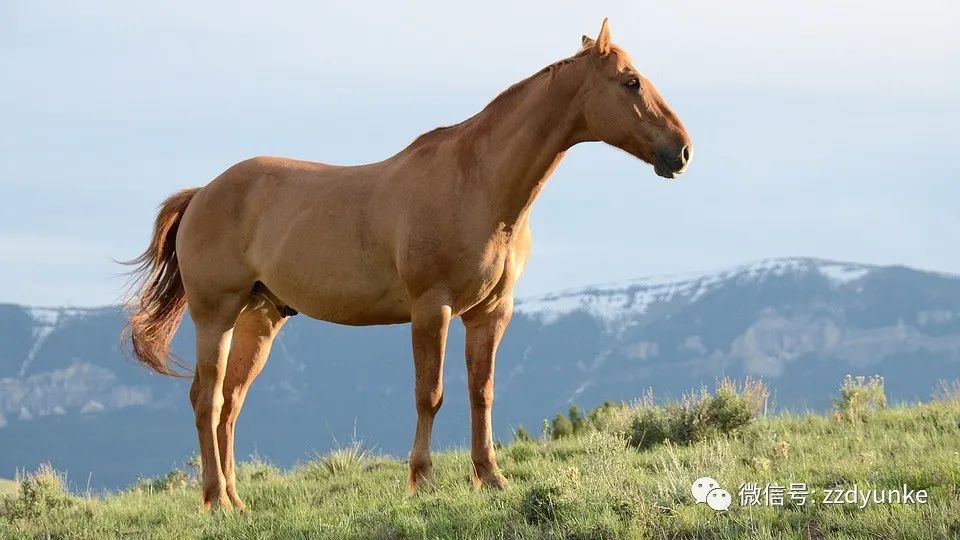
[624,78,640,90]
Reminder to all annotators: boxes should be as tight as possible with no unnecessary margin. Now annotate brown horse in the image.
[125,19,690,510]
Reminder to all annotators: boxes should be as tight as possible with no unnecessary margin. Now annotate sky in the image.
[1,1,958,307]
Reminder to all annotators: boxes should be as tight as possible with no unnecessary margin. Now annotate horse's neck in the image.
[460,67,587,229]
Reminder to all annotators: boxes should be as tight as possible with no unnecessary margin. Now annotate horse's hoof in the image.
[200,492,234,513]
[471,465,509,490]
[407,464,435,495]
[487,474,510,490]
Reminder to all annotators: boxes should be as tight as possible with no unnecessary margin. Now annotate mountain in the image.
[2,257,959,489]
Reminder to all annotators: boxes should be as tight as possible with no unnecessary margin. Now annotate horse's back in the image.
[229,155,338,175]
[176,155,409,323]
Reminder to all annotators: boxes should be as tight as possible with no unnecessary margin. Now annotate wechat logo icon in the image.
[692,476,732,511]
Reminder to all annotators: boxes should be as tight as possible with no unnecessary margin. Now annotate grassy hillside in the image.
[3,379,960,539]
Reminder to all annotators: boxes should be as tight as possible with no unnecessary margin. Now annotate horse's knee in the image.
[469,382,494,410]
[194,390,224,429]
[416,390,444,416]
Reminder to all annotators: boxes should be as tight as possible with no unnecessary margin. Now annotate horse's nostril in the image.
[680,145,691,165]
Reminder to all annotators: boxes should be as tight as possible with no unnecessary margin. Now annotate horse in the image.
[124,19,691,510]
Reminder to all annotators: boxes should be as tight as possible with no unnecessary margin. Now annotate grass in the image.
[3,378,960,539]
[0,479,17,496]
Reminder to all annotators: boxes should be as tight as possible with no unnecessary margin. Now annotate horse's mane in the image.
[406,46,630,151]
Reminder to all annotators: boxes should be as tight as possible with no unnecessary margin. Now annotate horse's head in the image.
[578,19,692,179]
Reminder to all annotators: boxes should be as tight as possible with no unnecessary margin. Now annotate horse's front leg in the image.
[462,297,512,489]
[407,295,452,494]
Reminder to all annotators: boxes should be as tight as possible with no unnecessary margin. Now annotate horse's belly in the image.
[261,267,411,325]
[299,290,411,326]
[261,250,410,325]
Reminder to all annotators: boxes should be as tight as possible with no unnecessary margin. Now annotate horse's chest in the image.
[448,241,518,312]
[398,222,527,312]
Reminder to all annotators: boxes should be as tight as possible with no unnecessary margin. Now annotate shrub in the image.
[236,458,281,483]
[547,402,630,440]
[627,378,768,450]
[513,424,534,442]
[520,483,568,524]
[302,441,371,479]
[130,453,204,494]
[568,405,586,433]
[627,405,674,450]
[587,400,632,435]
[130,468,189,494]
[833,375,886,422]
[548,413,575,440]
[507,441,538,463]
[539,379,767,450]
[685,378,765,440]
[158,468,189,491]
[1,464,74,520]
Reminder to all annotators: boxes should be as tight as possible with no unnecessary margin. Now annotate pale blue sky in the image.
[1,1,958,306]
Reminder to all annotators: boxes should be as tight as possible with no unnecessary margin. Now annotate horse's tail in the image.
[122,187,201,377]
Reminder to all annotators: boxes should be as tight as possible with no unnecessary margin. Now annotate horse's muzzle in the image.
[654,145,691,179]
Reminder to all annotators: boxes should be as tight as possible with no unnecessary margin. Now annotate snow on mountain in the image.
[22,307,96,376]
[515,257,877,325]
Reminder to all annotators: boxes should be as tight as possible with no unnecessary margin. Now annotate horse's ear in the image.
[581,34,596,50]
[595,18,612,56]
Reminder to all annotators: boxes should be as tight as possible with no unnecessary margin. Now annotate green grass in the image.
[3,398,960,538]
[0,479,17,496]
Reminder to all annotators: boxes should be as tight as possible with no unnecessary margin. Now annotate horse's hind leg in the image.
[189,291,248,510]
[217,298,287,511]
